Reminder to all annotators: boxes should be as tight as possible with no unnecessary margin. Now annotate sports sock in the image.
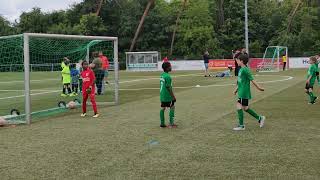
[245,108,260,121]
[67,87,72,94]
[169,107,175,125]
[62,86,66,94]
[237,109,244,127]
[160,109,165,126]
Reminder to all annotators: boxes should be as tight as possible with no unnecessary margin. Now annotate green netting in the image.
[0,34,116,125]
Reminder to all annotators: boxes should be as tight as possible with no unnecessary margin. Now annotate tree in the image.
[75,13,107,35]
[129,0,156,52]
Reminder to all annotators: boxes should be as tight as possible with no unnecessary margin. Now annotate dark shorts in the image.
[316,72,319,76]
[161,101,175,107]
[238,98,249,106]
[63,83,70,86]
[204,63,209,70]
[305,84,313,90]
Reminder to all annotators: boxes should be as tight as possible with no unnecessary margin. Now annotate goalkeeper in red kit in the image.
[80,61,99,118]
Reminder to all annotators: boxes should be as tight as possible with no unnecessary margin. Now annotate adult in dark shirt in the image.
[203,51,210,77]
[90,52,104,95]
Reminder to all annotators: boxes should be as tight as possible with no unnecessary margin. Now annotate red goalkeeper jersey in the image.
[81,68,96,90]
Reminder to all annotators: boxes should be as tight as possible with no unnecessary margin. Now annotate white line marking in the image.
[0,79,58,84]
[0,74,293,99]
[119,75,294,91]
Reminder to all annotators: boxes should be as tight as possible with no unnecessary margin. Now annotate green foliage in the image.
[1,0,320,58]
[76,13,107,35]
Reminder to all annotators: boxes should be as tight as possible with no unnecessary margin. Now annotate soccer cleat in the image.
[233,126,245,131]
[259,116,266,128]
[160,125,167,128]
[81,113,86,117]
[69,93,76,97]
[61,93,68,97]
[167,124,178,128]
[93,113,100,118]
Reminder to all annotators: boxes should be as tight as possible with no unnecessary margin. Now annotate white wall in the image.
[158,60,204,71]
[289,57,309,68]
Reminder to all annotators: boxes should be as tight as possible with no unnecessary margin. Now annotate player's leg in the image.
[61,84,68,97]
[305,85,316,103]
[308,87,317,104]
[90,86,99,117]
[316,72,320,84]
[243,104,265,128]
[283,62,286,71]
[105,70,109,84]
[168,101,177,128]
[96,71,103,95]
[75,84,78,94]
[67,83,72,95]
[233,99,245,131]
[204,63,209,77]
[81,92,88,116]
[160,102,168,128]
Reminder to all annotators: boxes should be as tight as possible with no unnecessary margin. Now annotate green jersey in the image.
[160,72,173,102]
[237,66,254,99]
[61,66,71,84]
[307,64,317,86]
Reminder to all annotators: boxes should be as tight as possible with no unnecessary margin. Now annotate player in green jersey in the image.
[233,54,265,131]
[305,56,318,104]
[160,62,177,128]
[315,55,320,84]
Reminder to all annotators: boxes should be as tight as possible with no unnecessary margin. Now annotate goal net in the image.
[0,33,119,124]
[126,51,160,71]
[257,46,288,72]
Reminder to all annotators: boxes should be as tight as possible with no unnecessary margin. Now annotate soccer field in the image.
[1,69,320,179]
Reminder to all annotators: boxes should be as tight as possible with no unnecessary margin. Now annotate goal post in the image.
[257,46,288,72]
[1,33,120,124]
[126,51,160,71]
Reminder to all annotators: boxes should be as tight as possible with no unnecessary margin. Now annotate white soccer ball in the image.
[196,85,201,87]
[67,101,77,109]
[0,117,7,126]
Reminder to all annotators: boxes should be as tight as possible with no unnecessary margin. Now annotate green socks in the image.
[237,109,244,127]
[245,108,261,121]
[169,107,175,125]
[160,107,175,126]
[307,92,315,102]
[160,109,165,126]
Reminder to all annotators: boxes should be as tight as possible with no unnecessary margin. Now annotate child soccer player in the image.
[81,61,99,118]
[215,66,233,77]
[233,54,265,131]
[160,62,177,128]
[70,63,80,96]
[61,59,72,97]
[315,55,320,84]
[305,56,318,104]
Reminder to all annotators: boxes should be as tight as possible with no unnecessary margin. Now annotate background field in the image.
[0,69,319,179]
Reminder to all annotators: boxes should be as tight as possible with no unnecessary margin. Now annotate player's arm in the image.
[167,87,176,101]
[251,80,264,91]
[233,87,238,95]
[89,71,96,88]
[165,77,176,101]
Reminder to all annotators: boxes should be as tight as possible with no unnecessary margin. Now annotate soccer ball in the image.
[67,101,77,109]
[0,117,7,127]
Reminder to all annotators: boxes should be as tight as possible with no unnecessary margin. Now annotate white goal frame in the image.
[23,33,119,124]
[258,46,288,72]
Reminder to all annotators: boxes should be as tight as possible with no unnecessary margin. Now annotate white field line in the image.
[0,74,293,99]
[0,79,57,84]
[0,73,202,99]
[118,75,294,91]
